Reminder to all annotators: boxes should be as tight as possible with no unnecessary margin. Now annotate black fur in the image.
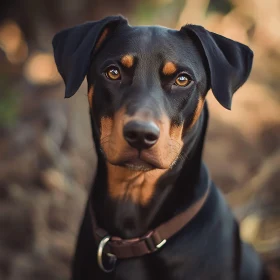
[52,16,269,280]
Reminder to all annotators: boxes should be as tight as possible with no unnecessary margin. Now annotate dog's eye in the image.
[105,67,121,80]
[174,74,191,87]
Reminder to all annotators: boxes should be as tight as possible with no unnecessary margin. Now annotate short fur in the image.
[53,15,269,280]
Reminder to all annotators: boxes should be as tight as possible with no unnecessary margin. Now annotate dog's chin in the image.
[113,159,158,171]
[102,148,177,171]
[123,162,155,172]
[107,157,165,172]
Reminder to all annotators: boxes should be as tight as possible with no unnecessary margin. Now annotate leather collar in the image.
[90,164,211,272]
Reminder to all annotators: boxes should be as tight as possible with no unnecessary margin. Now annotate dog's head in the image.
[53,16,253,172]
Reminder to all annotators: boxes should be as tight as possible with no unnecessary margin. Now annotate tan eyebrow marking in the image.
[162,61,177,75]
[121,55,134,68]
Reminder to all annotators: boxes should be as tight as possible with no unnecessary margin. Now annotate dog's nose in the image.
[123,120,160,150]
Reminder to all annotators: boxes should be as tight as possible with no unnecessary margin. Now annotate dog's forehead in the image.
[99,24,202,64]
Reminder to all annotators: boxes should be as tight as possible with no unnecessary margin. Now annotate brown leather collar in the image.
[90,171,210,272]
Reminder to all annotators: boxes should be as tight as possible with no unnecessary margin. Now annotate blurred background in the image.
[0,0,279,279]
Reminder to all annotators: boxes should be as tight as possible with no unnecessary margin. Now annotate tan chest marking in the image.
[107,163,167,206]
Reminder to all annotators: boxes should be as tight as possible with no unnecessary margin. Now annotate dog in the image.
[52,15,270,280]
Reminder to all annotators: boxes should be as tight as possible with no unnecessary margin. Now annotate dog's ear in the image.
[52,15,128,98]
[181,25,253,110]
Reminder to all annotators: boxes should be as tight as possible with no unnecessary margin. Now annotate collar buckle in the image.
[97,236,117,273]
[144,231,167,252]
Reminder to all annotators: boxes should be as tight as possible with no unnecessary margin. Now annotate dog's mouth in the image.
[107,152,165,171]
[121,159,157,171]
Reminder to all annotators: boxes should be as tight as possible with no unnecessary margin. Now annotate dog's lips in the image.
[108,154,164,171]
[123,158,156,171]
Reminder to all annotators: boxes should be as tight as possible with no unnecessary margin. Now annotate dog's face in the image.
[87,25,208,171]
[53,16,253,172]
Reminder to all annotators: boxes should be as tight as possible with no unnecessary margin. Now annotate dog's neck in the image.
[90,105,209,239]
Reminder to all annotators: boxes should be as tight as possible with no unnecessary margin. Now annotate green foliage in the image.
[132,0,185,26]
[0,77,19,128]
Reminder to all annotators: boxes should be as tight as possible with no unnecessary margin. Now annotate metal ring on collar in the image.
[97,236,116,273]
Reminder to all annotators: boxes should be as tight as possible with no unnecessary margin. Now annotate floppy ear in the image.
[181,25,253,110]
[52,15,127,98]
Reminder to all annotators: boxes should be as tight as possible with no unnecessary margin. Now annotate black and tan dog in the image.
[53,15,269,280]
